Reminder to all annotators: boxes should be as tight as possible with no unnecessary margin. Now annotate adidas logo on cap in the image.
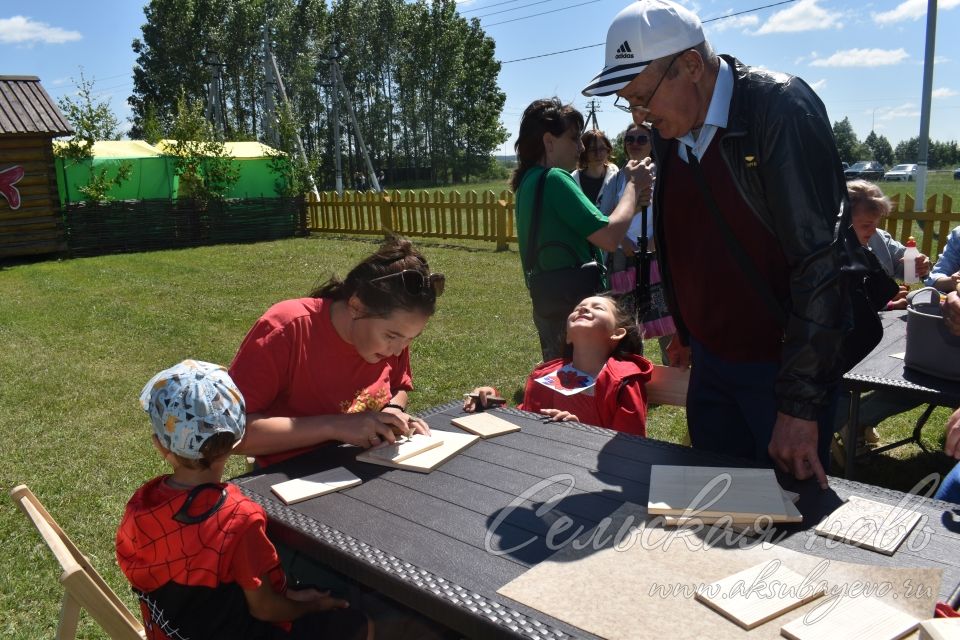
[614,40,634,59]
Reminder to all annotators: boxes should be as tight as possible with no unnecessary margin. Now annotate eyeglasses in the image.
[369,269,445,297]
[624,134,649,145]
[613,51,685,117]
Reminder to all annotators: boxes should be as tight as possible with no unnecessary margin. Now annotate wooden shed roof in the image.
[0,75,73,136]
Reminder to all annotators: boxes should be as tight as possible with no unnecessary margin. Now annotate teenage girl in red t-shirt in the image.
[230,237,444,467]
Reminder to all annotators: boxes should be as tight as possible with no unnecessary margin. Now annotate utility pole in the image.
[584,99,601,131]
[267,49,319,198]
[914,0,937,212]
[205,53,226,134]
[330,46,343,195]
[262,24,278,147]
[329,50,380,192]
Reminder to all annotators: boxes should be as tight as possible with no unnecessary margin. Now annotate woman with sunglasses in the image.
[571,129,618,206]
[229,236,443,468]
[599,121,677,364]
[512,98,653,361]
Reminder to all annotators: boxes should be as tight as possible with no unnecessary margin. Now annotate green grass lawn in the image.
[1,232,957,638]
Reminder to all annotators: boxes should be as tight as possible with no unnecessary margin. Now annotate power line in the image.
[474,0,567,19]
[499,0,797,62]
[459,0,525,15]
[502,42,603,64]
[701,0,796,23]
[484,0,602,28]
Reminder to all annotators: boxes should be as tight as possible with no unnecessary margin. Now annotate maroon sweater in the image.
[661,136,789,362]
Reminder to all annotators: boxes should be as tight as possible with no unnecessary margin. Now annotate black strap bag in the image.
[687,150,897,376]
[525,168,605,319]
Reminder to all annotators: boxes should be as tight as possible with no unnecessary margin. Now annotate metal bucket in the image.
[905,287,960,381]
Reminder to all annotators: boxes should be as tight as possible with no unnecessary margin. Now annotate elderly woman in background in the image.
[571,129,618,206]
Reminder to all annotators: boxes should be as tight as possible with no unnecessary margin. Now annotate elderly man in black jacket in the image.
[584,0,847,489]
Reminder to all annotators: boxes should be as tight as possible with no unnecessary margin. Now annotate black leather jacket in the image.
[652,55,847,421]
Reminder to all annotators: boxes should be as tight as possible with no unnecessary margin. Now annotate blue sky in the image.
[2,0,958,159]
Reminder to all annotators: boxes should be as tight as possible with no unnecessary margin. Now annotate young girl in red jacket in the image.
[466,294,653,436]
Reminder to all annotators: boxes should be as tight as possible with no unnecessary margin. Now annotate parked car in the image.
[844,161,885,180]
[883,163,917,181]
[954,167,960,180]
[842,162,849,170]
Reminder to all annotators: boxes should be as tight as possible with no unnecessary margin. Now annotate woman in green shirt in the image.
[511,97,653,360]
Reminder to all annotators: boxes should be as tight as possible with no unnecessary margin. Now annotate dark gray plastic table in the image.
[232,402,960,639]
[842,310,960,478]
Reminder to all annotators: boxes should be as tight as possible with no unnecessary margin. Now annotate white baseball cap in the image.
[582,0,704,97]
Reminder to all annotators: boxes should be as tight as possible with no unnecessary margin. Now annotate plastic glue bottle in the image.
[903,237,919,284]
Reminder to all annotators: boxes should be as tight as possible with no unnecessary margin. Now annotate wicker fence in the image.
[63,197,305,257]
[306,189,517,250]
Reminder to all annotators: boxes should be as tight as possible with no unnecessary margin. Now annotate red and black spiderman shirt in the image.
[116,476,289,640]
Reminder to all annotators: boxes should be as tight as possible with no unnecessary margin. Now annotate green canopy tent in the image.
[155,140,287,199]
[56,140,289,203]
[54,140,177,204]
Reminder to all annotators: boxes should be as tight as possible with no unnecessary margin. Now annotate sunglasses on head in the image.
[369,269,445,297]
[625,134,649,145]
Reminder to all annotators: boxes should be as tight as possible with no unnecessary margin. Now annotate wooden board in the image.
[779,594,918,640]
[695,562,825,629]
[646,364,690,406]
[270,467,362,505]
[451,412,521,438]
[920,618,960,640]
[356,430,478,473]
[357,433,444,464]
[648,466,789,520]
[662,488,803,527]
[814,496,922,556]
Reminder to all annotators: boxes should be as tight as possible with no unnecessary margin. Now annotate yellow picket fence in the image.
[885,193,957,260]
[306,189,516,250]
[306,189,959,259]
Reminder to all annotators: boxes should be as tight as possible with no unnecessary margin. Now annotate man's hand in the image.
[934,273,960,293]
[916,254,931,279]
[768,412,828,489]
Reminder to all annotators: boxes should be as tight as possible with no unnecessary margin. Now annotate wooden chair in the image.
[10,484,146,640]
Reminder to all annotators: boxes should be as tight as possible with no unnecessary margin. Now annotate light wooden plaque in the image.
[451,412,521,438]
[695,561,825,629]
[813,496,922,556]
[779,594,918,640]
[270,467,362,505]
[357,433,443,464]
[356,430,478,473]
[919,618,960,640]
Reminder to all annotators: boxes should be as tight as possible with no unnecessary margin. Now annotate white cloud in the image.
[708,14,759,33]
[0,15,81,45]
[756,0,842,34]
[934,55,951,64]
[810,79,828,91]
[873,0,960,25]
[810,48,909,67]
[872,103,920,123]
[933,87,958,98]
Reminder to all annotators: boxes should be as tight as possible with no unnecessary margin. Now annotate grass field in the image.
[1,220,958,635]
